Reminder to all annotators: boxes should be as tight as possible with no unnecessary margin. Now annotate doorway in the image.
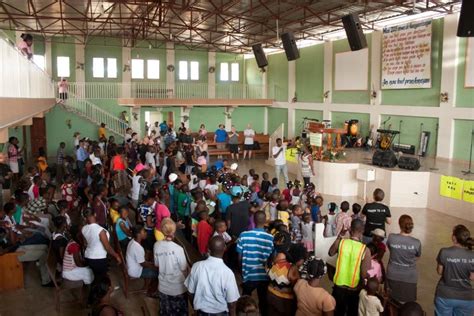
[30,117,47,158]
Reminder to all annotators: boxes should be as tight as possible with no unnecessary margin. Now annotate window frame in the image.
[231,62,239,82]
[220,62,229,81]
[147,59,160,79]
[107,57,117,78]
[56,56,70,78]
[131,58,145,79]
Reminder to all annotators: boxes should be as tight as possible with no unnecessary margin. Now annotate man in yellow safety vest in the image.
[328,219,371,316]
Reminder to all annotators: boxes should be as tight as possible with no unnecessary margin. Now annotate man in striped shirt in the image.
[236,211,274,316]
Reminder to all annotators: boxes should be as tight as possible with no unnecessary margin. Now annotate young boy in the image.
[358,277,384,316]
[116,206,132,256]
[196,210,213,255]
[351,203,364,222]
[268,177,279,193]
[213,219,232,244]
[109,198,120,224]
[56,200,71,227]
[261,172,271,194]
[138,194,156,251]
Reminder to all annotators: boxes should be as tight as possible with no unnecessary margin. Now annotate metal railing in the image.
[62,93,128,136]
[61,81,266,100]
[0,32,55,98]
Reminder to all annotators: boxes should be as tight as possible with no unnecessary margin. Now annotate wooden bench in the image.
[0,251,24,291]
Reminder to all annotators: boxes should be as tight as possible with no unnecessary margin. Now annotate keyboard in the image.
[377,129,400,135]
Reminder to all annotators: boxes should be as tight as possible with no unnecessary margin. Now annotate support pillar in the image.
[208,51,216,98]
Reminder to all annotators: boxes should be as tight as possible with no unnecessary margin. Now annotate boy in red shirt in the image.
[197,210,214,255]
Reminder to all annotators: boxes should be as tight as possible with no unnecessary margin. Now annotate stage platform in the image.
[267,148,473,221]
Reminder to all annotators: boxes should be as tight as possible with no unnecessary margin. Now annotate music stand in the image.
[462,129,474,176]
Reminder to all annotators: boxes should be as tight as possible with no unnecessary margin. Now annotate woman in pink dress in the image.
[17,33,33,59]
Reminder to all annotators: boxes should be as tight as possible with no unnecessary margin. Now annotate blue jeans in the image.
[435,296,474,316]
[275,164,289,185]
[140,267,158,279]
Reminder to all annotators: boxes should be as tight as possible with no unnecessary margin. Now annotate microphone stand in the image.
[462,129,474,176]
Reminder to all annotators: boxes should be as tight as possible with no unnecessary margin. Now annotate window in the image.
[219,62,239,81]
[231,63,239,81]
[107,58,117,78]
[33,55,45,70]
[179,61,188,80]
[147,59,160,79]
[131,59,144,79]
[56,56,70,77]
[190,61,199,80]
[220,62,229,81]
[92,57,104,78]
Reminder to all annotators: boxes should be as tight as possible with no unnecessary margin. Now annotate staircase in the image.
[59,93,129,137]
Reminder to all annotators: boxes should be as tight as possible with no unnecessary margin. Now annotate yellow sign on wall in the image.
[440,175,463,200]
[285,148,298,163]
[462,180,474,204]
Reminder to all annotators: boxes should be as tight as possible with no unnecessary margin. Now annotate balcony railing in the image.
[0,33,55,98]
[59,82,267,100]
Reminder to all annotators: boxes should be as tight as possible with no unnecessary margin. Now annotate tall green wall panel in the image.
[267,53,288,102]
[380,115,439,156]
[175,46,208,84]
[294,109,324,136]
[189,107,225,132]
[131,41,167,83]
[381,19,444,107]
[455,38,474,108]
[231,107,265,133]
[268,108,288,137]
[245,58,263,86]
[161,107,182,129]
[216,53,244,84]
[85,37,122,82]
[295,44,324,102]
[331,112,370,138]
[453,119,473,161]
[51,37,76,81]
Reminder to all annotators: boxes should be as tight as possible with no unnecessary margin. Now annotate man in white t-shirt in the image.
[272,137,289,186]
[126,226,158,293]
[243,124,256,160]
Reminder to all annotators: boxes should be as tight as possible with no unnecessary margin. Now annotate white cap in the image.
[168,173,178,183]
[230,163,238,171]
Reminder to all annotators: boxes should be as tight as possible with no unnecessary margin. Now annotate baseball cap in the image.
[371,228,386,238]
[168,173,178,183]
[231,186,243,197]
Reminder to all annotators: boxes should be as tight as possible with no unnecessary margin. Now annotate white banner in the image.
[381,20,432,89]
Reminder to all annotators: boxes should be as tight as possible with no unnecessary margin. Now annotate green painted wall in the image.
[51,37,76,81]
[455,38,474,108]
[453,119,473,161]
[189,107,225,132]
[381,19,444,107]
[296,44,324,102]
[231,107,265,133]
[332,33,372,104]
[131,41,167,83]
[268,107,288,137]
[267,53,288,102]
[216,52,244,83]
[245,58,263,86]
[175,45,208,83]
[380,114,439,156]
[85,37,122,83]
[2,29,16,43]
[294,109,324,136]
[33,35,45,55]
[331,112,370,138]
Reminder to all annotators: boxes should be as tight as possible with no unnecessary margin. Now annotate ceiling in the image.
[0,0,461,53]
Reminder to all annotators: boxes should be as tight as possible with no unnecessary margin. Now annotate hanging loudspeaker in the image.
[281,32,300,61]
[252,43,268,68]
[457,0,474,37]
[342,13,368,51]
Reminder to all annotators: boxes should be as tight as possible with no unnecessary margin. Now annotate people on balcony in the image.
[17,33,33,60]
[58,78,69,103]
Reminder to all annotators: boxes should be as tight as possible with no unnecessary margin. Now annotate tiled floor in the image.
[1,157,472,315]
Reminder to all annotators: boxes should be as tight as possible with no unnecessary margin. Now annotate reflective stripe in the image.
[334,239,366,288]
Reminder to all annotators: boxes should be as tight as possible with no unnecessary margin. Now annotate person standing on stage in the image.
[299,145,315,187]
[272,138,289,186]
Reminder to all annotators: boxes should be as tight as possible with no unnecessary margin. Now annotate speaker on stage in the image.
[281,32,300,61]
[372,150,398,168]
[252,43,268,68]
[342,13,367,51]
[398,156,421,171]
[457,0,473,37]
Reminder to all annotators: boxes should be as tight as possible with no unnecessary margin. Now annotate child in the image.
[213,219,232,244]
[310,195,323,223]
[366,243,383,283]
[28,175,41,200]
[358,277,384,316]
[290,180,301,205]
[290,205,303,243]
[335,201,352,238]
[116,206,132,256]
[261,172,271,194]
[351,203,364,222]
[197,210,213,255]
[282,181,293,203]
[236,295,258,316]
[323,202,337,237]
[301,213,315,252]
[269,193,279,221]
[108,198,120,224]
[61,174,77,210]
[268,177,278,193]
[56,199,71,227]
[277,200,290,227]
[204,175,218,196]
[36,147,48,174]
[371,228,387,261]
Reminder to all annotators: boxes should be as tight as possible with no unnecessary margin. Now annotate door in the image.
[30,117,47,158]
[167,111,174,128]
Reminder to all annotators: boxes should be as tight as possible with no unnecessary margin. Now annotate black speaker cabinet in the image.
[281,32,300,61]
[398,156,421,171]
[252,43,268,68]
[457,0,474,37]
[342,13,368,51]
[372,150,398,168]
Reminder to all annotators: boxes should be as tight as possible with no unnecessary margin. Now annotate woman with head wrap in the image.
[294,256,336,316]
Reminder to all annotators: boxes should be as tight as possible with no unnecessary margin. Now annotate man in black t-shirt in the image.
[362,188,391,244]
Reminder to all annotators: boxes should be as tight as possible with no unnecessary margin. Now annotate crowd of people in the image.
[0,120,472,316]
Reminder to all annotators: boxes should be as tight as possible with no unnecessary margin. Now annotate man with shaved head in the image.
[328,219,371,316]
[185,236,240,316]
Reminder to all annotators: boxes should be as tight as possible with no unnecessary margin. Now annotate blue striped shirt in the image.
[236,228,274,282]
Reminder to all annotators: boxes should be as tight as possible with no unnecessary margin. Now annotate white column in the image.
[437,13,460,159]
[370,31,382,106]
[264,107,269,134]
[288,60,296,102]
[130,108,141,136]
[262,70,268,98]
[323,40,333,105]
[75,40,85,98]
[208,51,216,98]
[181,106,191,129]
[166,42,175,97]
[224,106,235,131]
[45,39,52,77]
[122,43,131,98]
[288,107,296,138]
